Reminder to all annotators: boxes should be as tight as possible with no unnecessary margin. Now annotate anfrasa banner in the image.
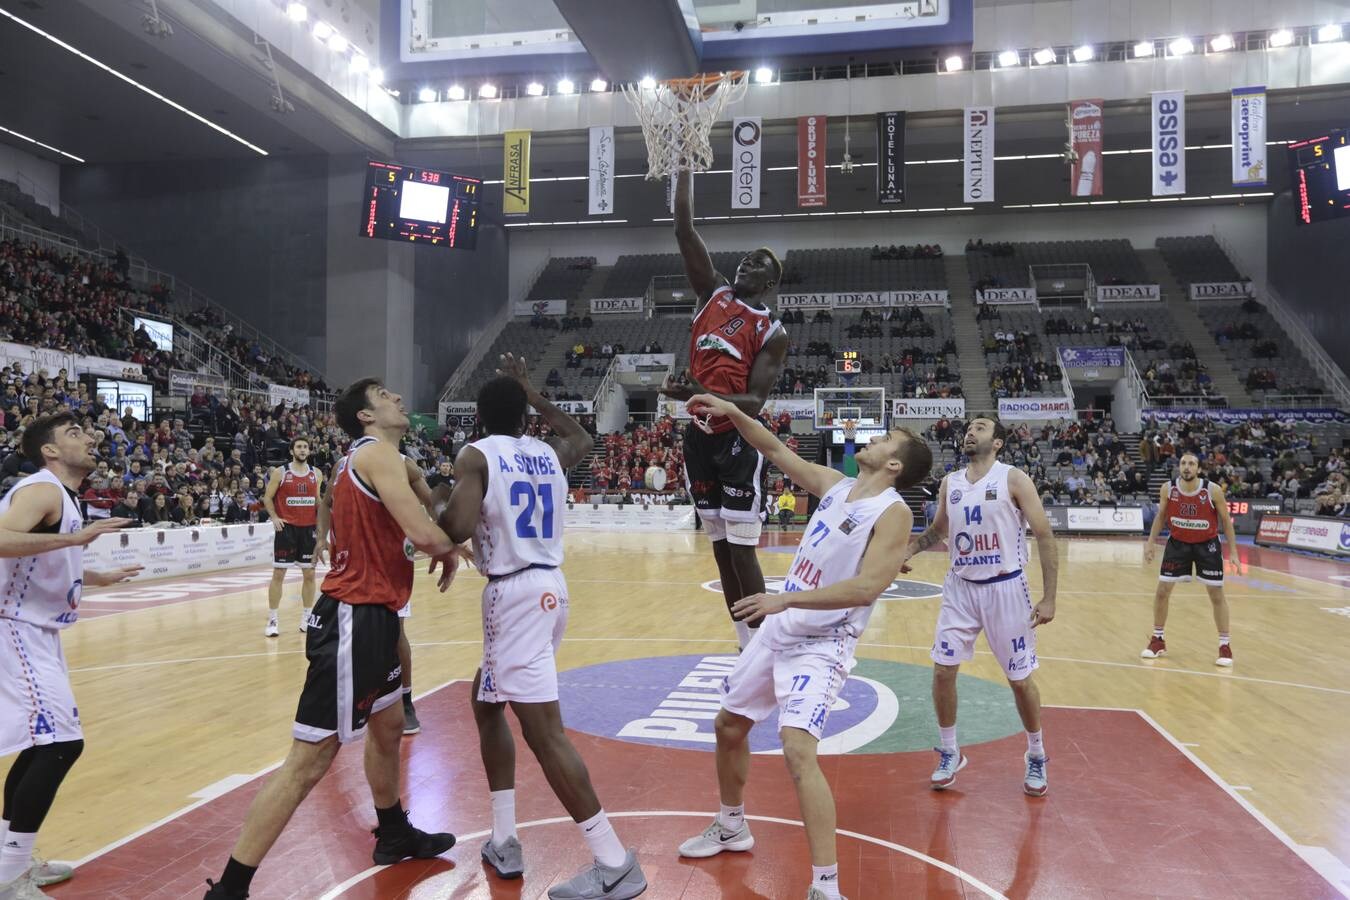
[1189,282,1254,299]
[876,111,905,204]
[1143,407,1347,423]
[1058,347,1126,368]
[892,398,966,419]
[731,117,762,210]
[513,300,566,317]
[997,397,1075,420]
[1069,99,1104,197]
[797,115,827,207]
[1232,86,1268,188]
[1151,90,1186,196]
[502,129,531,215]
[963,107,994,203]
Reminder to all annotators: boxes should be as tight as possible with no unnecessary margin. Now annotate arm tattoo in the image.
[908,525,942,555]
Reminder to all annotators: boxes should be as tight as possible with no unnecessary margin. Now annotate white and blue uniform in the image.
[471,434,570,704]
[931,461,1038,680]
[0,469,86,755]
[722,477,903,739]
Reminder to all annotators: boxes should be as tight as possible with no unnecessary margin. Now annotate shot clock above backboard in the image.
[360,160,482,249]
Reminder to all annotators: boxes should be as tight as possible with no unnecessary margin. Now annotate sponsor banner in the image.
[502,129,531,215]
[1228,499,1283,536]
[778,293,834,310]
[0,340,70,376]
[589,296,643,315]
[1143,407,1348,423]
[439,400,477,428]
[168,369,226,397]
[1151,90,1186,196]
[658,398,693,420]
[976,287,1036,305]
[613,353,675,373]
[780,291,948,310]
[797,115,827,207]
[588,126,615,216]
[1069,99,1104,197]
[513,299,567,317]
[268,383,310,408]
[761,397,816,421]
[1096,284,1160,303]
[532,400,592,415]
[876,111,906,204]
[1232,86,1268,187]
[892,398,966,419]
[73,353,141,378]
[1189,282,1254,300]
[1256,515,1350,555]
[731,117,763,210]
[963,107,994,203]
[1058,347,1125,368]
[566,503,696,532]
[1061,506,1145,534]
[83,524,274,583]
[997,397,1075,420]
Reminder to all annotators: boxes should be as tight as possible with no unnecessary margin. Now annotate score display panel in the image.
[361,160,482,249]
[1288,129,1350,225]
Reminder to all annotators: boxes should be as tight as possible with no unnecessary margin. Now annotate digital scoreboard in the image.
[360,160,482,249]
[1287,129,1350,225]
[835,349,862,375]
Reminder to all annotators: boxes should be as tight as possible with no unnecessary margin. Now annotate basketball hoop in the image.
[622,71,749,179]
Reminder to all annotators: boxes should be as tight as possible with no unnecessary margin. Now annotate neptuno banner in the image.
[588,126,615,215]
[1069,99,1104,197]
[976,287,1036,305]
[589,297,643,315]
[892,399,966,419]
[1232,86,1267,187]
[502,129,531,215]
[1151,91,1186,196]
[731,117,762,210]
[876,111,905,204]
[797,115,827,207]
[963,107,994,203]
[1190,282,1254,299]
[1096,284,1160,303]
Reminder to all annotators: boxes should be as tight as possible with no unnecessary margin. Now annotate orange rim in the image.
[659,70,746,91]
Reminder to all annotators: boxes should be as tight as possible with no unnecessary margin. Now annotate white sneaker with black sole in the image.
[678,817,755,858]
[264,618,279,637]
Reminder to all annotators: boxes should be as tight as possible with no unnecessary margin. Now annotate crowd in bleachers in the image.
[870,244,944,260]
[182,306,329,393]
[590,416,686,494]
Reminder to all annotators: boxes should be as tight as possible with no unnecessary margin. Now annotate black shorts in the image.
[683,425,766,523]
[292,594,403,743]
[274,523,316,569]
[1160,537,1224,585]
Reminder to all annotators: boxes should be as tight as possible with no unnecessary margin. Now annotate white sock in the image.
[734,620,751,650]
[1152,627,1165,639]
[268,610,278,622]
[939,725,958,752]
[577,809,627,868]
[812,864,842,899]
[717,804,744,831]
[1218,632,1230,647]
[402,687,413,698]
[1027,730,1045,757]
[0,830,36,884]
[490,789,516,847]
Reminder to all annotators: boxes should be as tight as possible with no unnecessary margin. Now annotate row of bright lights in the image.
[416,68,776,103]
[943,24,1345,72]
[284,2,384,84]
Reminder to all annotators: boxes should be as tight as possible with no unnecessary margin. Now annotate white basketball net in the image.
[621,72,749,180]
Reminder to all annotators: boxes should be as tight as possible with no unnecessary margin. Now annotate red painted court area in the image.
[52,684,1336,899]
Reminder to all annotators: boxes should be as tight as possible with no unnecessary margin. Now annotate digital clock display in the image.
[836,349,862,375]
[360,160,482,249]
[1287,129,1350,225]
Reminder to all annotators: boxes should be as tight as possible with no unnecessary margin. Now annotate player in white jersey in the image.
[902,416,1059,797]
[438,355,647,900]
[0,413,140,898]
[675,395,930,900]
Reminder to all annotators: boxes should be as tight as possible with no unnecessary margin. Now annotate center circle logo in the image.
[701,576,941,601]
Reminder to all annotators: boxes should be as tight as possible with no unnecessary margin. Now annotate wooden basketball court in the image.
[20,531,1350,898]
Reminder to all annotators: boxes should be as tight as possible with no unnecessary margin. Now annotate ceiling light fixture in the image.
[0,123,85,163]
[326,33,347,54]
[1032,47,1056,65]
[997,50,1019,67]
[1072,45,1094,62]
[639,75,656,90]
[417,87,437,102]
[1268,29,1294,47]
[944,55,963,72]
[478,83,497,99]
[285,2,307,23]
[1316,23,1344,43]
[1209,34,1235,52]
[590,78,608,92]
[446,84,466,100]
[753,66,774,84]
[526,81,545,96]
[1133,40,1156,57]
[312,21,332,41]
[1169,37,1195,55]
[556,78,575,94]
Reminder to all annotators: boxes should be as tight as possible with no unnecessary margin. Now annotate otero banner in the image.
[1231,86,1268,188]
[731,117,762,210]
[976,287,1036,305]
[502,129,531,215]
[892,398,966,419]
[797,115,827,207]
[962,107,994,203]
[1189,282,1254,300]
[589,297,643,315]
[513,300,566,317]
[876,111,905,204]
[997,397,1074,420]
[1096,284,1160,303]
[778,290,948,309]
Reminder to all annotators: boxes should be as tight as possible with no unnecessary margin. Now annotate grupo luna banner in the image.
[731,117,762,210]
[588,126,614,215]
[1069,99,1104,197]
[1151,90,1186,196]
[797,115,827,207]
[502,129,531,214]
[963,107,994,203]
[876,111,905,204]
[1232,86,1268,187]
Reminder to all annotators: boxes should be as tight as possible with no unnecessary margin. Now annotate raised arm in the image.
[440,445,487,545]
[262,466,284,532]
[903,476,949,562]
[353,440,453,557]
[673,169,724,302]
[1008,468,1058,627]
[687,393,843,497]
[1209,482,1238,564]
[1143,481,1170,563]
[498,353,592,468]
[0,482,130,557]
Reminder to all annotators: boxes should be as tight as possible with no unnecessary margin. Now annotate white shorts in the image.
[478,567,569,704]
[931,570,1038,681]
[0,618,83,756]
[720,629,855,740]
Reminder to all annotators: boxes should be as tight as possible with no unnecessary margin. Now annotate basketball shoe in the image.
[370,814,455,865]
[0,870,44,899]
[930,748,968,790]
[29,859,71,888]
[1216,644,1234,667]
[807,887,847,900]
[263,615,279,638]
[678,818,755,857]
[1023,753,1048,797]
[547,848,646,899]
[1140,636,1166,658]
[481,836,524,879]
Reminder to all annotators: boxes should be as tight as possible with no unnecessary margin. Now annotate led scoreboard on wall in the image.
[1288,129,1350,225]
[361,160,481,248]
[836,349,863,375]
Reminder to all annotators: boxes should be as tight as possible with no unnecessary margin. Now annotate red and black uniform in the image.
[293,437,413,743]
[1160,478,1224,585]
[272,464,319,568]
[683,285,786,522]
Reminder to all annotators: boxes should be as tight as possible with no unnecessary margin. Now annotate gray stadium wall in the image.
[1267,193,1350,376]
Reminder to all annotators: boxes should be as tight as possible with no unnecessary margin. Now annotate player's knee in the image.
[33,739,84,773]
[779,732,819,782]
[932,663,960,684]
[714,709,753,743]
[290,739,337,786]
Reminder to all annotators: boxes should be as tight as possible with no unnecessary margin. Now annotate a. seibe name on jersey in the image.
[498,453,558,475]
[954,530,1003,566]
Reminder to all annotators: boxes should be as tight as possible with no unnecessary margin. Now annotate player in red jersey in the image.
[661,169,790,650]
[262,437,323,636]
[1141,452,1239,666]
[204,380,464,900]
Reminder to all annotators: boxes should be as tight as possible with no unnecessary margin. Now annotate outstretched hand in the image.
[660,368,704,401]
[496,353,531,390]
